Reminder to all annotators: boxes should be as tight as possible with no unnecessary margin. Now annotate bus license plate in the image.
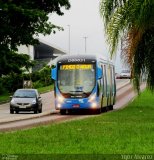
[73,104,80,108]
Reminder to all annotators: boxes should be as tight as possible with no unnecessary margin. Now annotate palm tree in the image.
[100,0,154,92]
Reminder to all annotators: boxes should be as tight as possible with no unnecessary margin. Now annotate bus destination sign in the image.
[60,64,92,70]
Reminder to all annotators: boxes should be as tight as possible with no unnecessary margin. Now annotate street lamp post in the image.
[83,36,88,53]
[67,25,70,54]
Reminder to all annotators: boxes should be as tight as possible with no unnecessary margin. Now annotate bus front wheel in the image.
[96,108,101,114]
[109,105,113,110]
[60,109,66,115]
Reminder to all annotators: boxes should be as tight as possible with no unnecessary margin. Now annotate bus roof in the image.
[56,54,113,64]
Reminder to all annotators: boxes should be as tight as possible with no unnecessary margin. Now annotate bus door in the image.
[107,65,112,106]
[102,64,108,107]
[109,65,113,106]
[108,65,116,108]
[111,66,116,105]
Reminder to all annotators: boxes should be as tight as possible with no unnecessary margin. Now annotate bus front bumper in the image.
[55,98,99,110]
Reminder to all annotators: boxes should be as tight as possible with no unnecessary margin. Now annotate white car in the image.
[120,70,131,79]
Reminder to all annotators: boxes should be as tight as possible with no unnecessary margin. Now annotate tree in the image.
[0,49,34,77]
[0,0,70,76]
[100,0,154,92]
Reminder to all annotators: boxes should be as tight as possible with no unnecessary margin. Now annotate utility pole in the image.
[67,25,70,54]
[83,36,88,53]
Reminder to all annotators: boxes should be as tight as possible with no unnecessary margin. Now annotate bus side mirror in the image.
[97,67,102,79]
[51,68,57,80]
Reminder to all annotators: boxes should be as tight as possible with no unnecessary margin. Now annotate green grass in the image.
[0,90,154,155]
[37,84,54,93]
[0,93,11,103]
[0,85,54,104]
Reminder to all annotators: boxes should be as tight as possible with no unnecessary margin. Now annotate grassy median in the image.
[0,90,154,155]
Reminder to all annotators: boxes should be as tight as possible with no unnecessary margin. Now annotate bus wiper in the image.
[69,91,89,96]
[69,91,83,92]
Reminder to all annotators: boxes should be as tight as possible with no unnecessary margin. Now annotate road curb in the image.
[0,110,59,125]
[114,83,146,111]
[0,81,130,124]
[0,100,10,105]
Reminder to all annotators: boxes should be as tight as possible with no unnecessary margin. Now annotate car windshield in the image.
[57,64,95,98]
[13,90,36,98]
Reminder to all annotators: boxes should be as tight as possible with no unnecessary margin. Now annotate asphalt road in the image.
[0,79,130,123]
[1,79,147,132]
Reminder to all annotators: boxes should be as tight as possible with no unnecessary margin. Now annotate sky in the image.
[40,0,123,73]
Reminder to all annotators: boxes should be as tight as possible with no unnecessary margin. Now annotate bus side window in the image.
[107,65,111,97]
[112,66,116,95]
[101,65,104,95]
[104,64,107,97]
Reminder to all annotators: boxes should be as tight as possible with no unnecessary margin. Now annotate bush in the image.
[2,74,23,93]
[33,81,44,88]
[33,66,53,86]
[0,79,6,95]
[0,65,54,94]
[31,71,41,82]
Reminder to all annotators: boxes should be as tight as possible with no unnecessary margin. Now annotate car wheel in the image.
[38,106,42,113]
[60,109,66,115]
[10,109,14,114]
[15,110,19,114]
[34,109,38,114]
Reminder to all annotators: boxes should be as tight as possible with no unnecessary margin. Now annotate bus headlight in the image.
[57,104,61,108]
[91,102,97,108]
[57,95,64,103]
[88,93,96,102]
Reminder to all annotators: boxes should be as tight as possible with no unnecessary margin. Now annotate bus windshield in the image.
[57,64,95,98]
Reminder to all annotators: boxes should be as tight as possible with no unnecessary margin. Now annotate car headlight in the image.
[88,93,96,102]
[11,99,16,105]
[57,95,64,103]
[32,99,36,104]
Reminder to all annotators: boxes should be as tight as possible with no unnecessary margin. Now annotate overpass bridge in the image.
[18,38,67,70]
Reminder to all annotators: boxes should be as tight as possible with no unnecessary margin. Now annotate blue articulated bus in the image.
[51,55,116,114]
